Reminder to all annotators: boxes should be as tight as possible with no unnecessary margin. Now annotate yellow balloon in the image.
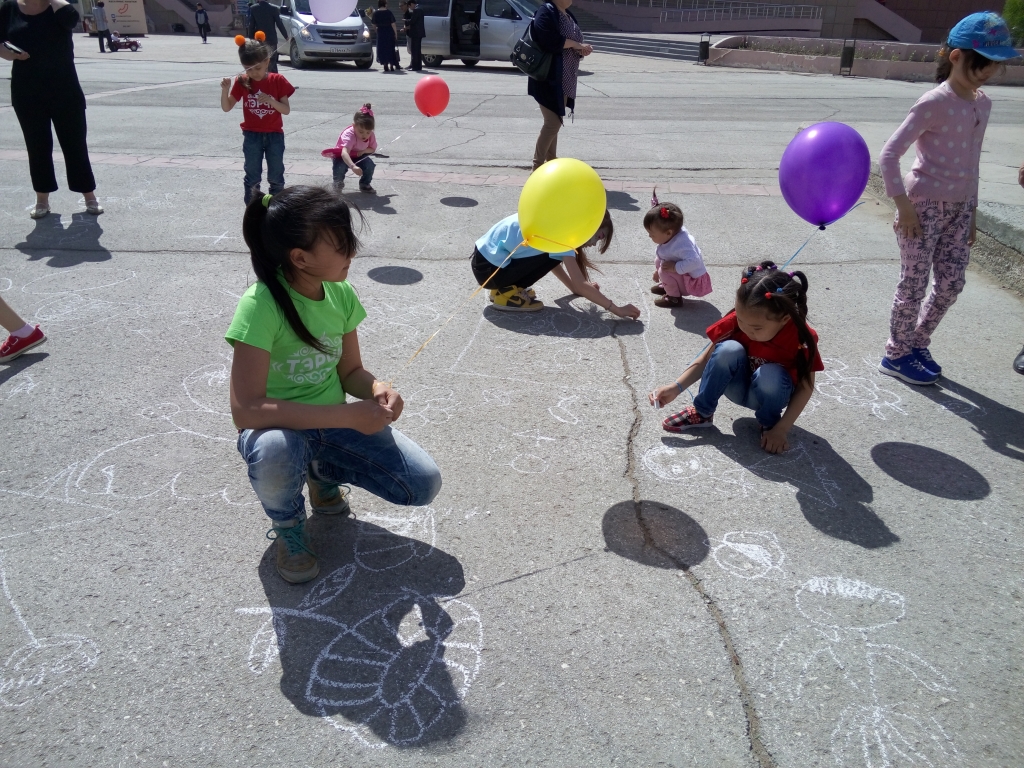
[518,158,607,253]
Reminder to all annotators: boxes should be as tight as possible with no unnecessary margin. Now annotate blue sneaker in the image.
[912,347,941,375]
[878,353,938,385]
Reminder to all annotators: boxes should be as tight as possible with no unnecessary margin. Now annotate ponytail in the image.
[574,209,613,283]
[241,186,363,355]
[735,260,817,387]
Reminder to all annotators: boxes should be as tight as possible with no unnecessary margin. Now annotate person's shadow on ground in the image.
[913,376,1024,463]
[349,192,397,215]
[484,295,645,339]
[15,213,112,267]
[256,512,476,747]
[663,418,899,549]
[670,300,723,336]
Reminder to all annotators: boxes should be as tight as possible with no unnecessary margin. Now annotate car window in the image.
[293,0,310,13]
[512,0,541,16]
[485,0,519,19]
[418,0,450,16]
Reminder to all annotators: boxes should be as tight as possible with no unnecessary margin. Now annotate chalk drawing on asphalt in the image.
[402,386,460,427]
[772,576,959,768]
[711,531,786,581]
[815,359,905,420]
[354,506,437,572]
[0,552,98,708]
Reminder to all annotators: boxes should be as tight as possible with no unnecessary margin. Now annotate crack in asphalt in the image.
[610,319,777,768]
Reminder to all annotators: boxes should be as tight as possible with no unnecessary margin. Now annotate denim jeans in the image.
[333,155,375,188]
[242,130,285,203]
[237,426,442,523]
[692,340,794,429]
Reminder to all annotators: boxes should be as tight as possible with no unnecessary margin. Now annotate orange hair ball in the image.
[254,30,266,42]
[234,34,246,46]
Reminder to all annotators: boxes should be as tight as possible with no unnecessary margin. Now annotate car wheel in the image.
[129,42,138,51]
[355,58,372,69]
[461,58,478,66]
[422,54,443,66]
[290,40,306,69]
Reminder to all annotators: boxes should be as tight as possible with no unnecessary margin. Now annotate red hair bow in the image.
[659,207,669,219]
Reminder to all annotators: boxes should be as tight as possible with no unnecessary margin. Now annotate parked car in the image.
[418,0,540,67]
[276,0,374,69]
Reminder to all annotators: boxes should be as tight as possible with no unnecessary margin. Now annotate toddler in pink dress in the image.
[646,194,712,308]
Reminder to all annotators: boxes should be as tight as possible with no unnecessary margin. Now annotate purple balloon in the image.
[779,122,870,228]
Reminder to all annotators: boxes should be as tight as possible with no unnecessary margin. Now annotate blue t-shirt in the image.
[475,214,575,268]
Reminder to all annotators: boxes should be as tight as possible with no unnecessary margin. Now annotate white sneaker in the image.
[29,204,49,219]
[85,199,104,215]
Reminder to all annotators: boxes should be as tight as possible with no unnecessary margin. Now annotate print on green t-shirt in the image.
[225,278,367,406]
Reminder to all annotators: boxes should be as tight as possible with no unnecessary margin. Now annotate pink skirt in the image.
[657,266,713,298]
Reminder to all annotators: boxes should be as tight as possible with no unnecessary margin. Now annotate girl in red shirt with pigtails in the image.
[650,261,824,455]
[220,32,295,203]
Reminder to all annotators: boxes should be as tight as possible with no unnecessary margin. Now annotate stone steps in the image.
[584,32,700,61]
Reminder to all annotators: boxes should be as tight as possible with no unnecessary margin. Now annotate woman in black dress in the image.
[0,0,103,218]
[371,0,399,72]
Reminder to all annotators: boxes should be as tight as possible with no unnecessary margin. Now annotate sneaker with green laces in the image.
[307,462,351,516]
[490,286,543,312]
[266,516,319,584]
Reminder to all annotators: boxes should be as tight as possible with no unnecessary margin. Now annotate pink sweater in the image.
[878,81,991,206]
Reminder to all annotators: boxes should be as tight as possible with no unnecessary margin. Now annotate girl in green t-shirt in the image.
[226,185,441,584]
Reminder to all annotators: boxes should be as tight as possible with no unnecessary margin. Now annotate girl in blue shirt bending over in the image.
[471,211,640,318]
[226,186,441,584]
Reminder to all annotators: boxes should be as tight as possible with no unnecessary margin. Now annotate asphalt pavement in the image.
[1,35,1023,767]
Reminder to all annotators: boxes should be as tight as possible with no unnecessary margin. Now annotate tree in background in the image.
[1005,0,1024,46]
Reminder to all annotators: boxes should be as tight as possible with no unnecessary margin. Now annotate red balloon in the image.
[414,75,450,117]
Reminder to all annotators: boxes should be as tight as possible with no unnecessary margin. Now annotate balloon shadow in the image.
[870,442,990,501]
[256,513,475,748]
[440,197,478,208]
[602,499,710,569]
[367,266,424,285]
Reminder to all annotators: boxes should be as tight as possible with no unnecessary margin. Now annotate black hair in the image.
[574,209,613,283]
[242,186,363,354]
[237,37,270,67]
[643,201,684,233]
[378,0,387,6]
[735,260,817,387]
[935,44,1002,83]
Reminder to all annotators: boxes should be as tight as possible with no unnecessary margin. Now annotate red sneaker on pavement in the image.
[0,326,46,363]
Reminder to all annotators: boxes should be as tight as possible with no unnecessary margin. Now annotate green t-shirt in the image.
[225,278,367,406]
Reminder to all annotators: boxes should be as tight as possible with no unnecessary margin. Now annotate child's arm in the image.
[555,256,640,320]
[879,103,932,239]
[230,339,395,434]
[256,92,290,115]
[221,77,238,111]
[649,343,714,407]
[760,373,815,454]
[336,329,403,420]
[340,147,363,177]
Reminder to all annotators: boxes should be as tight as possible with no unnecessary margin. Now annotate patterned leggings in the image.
[885,199,972,360]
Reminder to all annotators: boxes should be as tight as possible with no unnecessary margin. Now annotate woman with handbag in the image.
[527,0,591,171]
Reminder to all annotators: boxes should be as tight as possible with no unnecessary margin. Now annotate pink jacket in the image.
[878,81,991,206]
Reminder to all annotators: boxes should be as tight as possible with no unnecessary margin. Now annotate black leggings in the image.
[471,248,559,293]
[12,97,96,194]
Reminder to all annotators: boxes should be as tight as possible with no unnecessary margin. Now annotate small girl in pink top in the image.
[322,103,378,194]
[877,12,1020,385]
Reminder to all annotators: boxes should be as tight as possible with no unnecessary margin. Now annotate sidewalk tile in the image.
[717,184,770,196]
[669,183,720,194]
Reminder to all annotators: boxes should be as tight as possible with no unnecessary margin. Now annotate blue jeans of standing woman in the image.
[237,426,442,523]
[333,155,375,189]
[692,340,794,429]
[242,130,285,203]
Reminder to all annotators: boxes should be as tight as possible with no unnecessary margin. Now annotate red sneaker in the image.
[0,326,46,363]
[662,405,714,432]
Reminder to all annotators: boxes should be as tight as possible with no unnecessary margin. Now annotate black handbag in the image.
[510,21,553,80]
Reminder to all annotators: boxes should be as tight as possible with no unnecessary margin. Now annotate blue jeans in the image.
[237,426,442,523]
[692,340,794,429]
[242,130,285,203]
[333,155,375,188]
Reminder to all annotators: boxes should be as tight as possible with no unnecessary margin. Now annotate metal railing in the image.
[583,0,822,21]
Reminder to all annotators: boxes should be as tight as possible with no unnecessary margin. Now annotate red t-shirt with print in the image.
[230,73,295,133]
[705,311,824,386]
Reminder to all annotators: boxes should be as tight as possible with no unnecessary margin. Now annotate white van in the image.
[417,0,542,67]
[276,0,375,69]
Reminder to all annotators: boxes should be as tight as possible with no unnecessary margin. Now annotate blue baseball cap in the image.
[948,12,1021,61]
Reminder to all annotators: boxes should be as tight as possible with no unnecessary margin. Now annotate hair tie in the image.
[776,287,784,293]
[788,271,795,277]
[651,187,659,208]
[262,193,272,208]
[764,292,773,299]
[234,34,245,46]
[659,207,669,219]
[741,278,748,284]
[254,30,266,42]
[359,106,374,116]
[755,266,762,271]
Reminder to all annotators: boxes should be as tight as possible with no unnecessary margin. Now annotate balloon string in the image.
[397,240,527,377]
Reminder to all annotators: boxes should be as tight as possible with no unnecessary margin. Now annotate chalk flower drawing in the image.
[815,359,905,420]
[354,506,437,572]
[711,531,786,580]
[402,387,460,427]
[773,577,958,768]
[0,553,98,708]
